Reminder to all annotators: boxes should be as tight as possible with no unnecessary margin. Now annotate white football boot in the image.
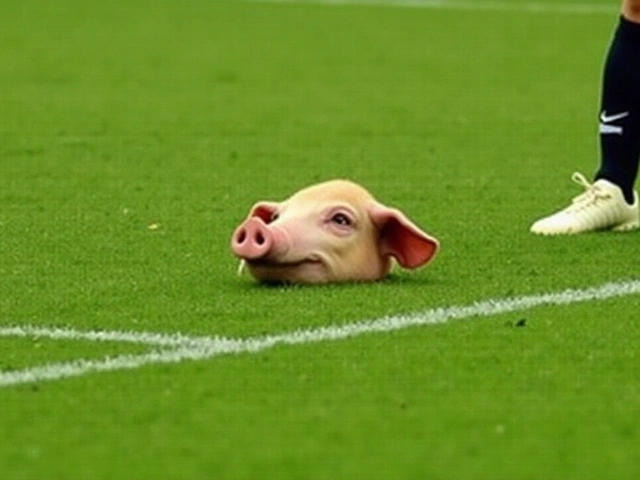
[530,172,640,235]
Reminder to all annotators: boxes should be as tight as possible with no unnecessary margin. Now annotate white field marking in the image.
[245,0,616,15]
[0,324,233,349]
[1,278,639,388]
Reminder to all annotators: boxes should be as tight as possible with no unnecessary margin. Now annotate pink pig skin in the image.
[230,179,439,284]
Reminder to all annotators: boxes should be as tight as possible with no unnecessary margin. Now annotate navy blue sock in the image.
[595,16,640,205]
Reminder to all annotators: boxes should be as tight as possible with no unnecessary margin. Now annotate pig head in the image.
[230,179,439,284]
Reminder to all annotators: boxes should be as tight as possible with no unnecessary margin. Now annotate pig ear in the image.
[369,202,439,269]
[248,202,280,223]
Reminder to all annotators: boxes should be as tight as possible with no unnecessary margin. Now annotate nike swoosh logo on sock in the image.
[600,111,629,123]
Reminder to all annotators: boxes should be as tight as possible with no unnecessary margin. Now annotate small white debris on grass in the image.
[237,260,246,276]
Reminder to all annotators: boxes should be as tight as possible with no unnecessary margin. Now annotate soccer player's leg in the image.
[530,1,640,235]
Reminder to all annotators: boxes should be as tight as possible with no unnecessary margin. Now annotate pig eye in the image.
[331,213,352,227]
[270,212,280,223]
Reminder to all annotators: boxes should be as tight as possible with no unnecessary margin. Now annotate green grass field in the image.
[2,0,640,478]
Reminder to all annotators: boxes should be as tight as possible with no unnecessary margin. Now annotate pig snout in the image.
[231,217,274,260]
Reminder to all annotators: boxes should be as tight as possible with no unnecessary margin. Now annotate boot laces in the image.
[568,172,612,212]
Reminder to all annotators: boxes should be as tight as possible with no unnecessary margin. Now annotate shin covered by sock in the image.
[596,16,640,205]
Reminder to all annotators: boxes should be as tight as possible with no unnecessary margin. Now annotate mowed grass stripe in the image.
[2,278,639,388]
[245,0,616,14]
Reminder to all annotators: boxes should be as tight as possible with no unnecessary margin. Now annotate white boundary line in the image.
[245,0,617,15]
[1,278,639,388]
[0,325,233,348]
